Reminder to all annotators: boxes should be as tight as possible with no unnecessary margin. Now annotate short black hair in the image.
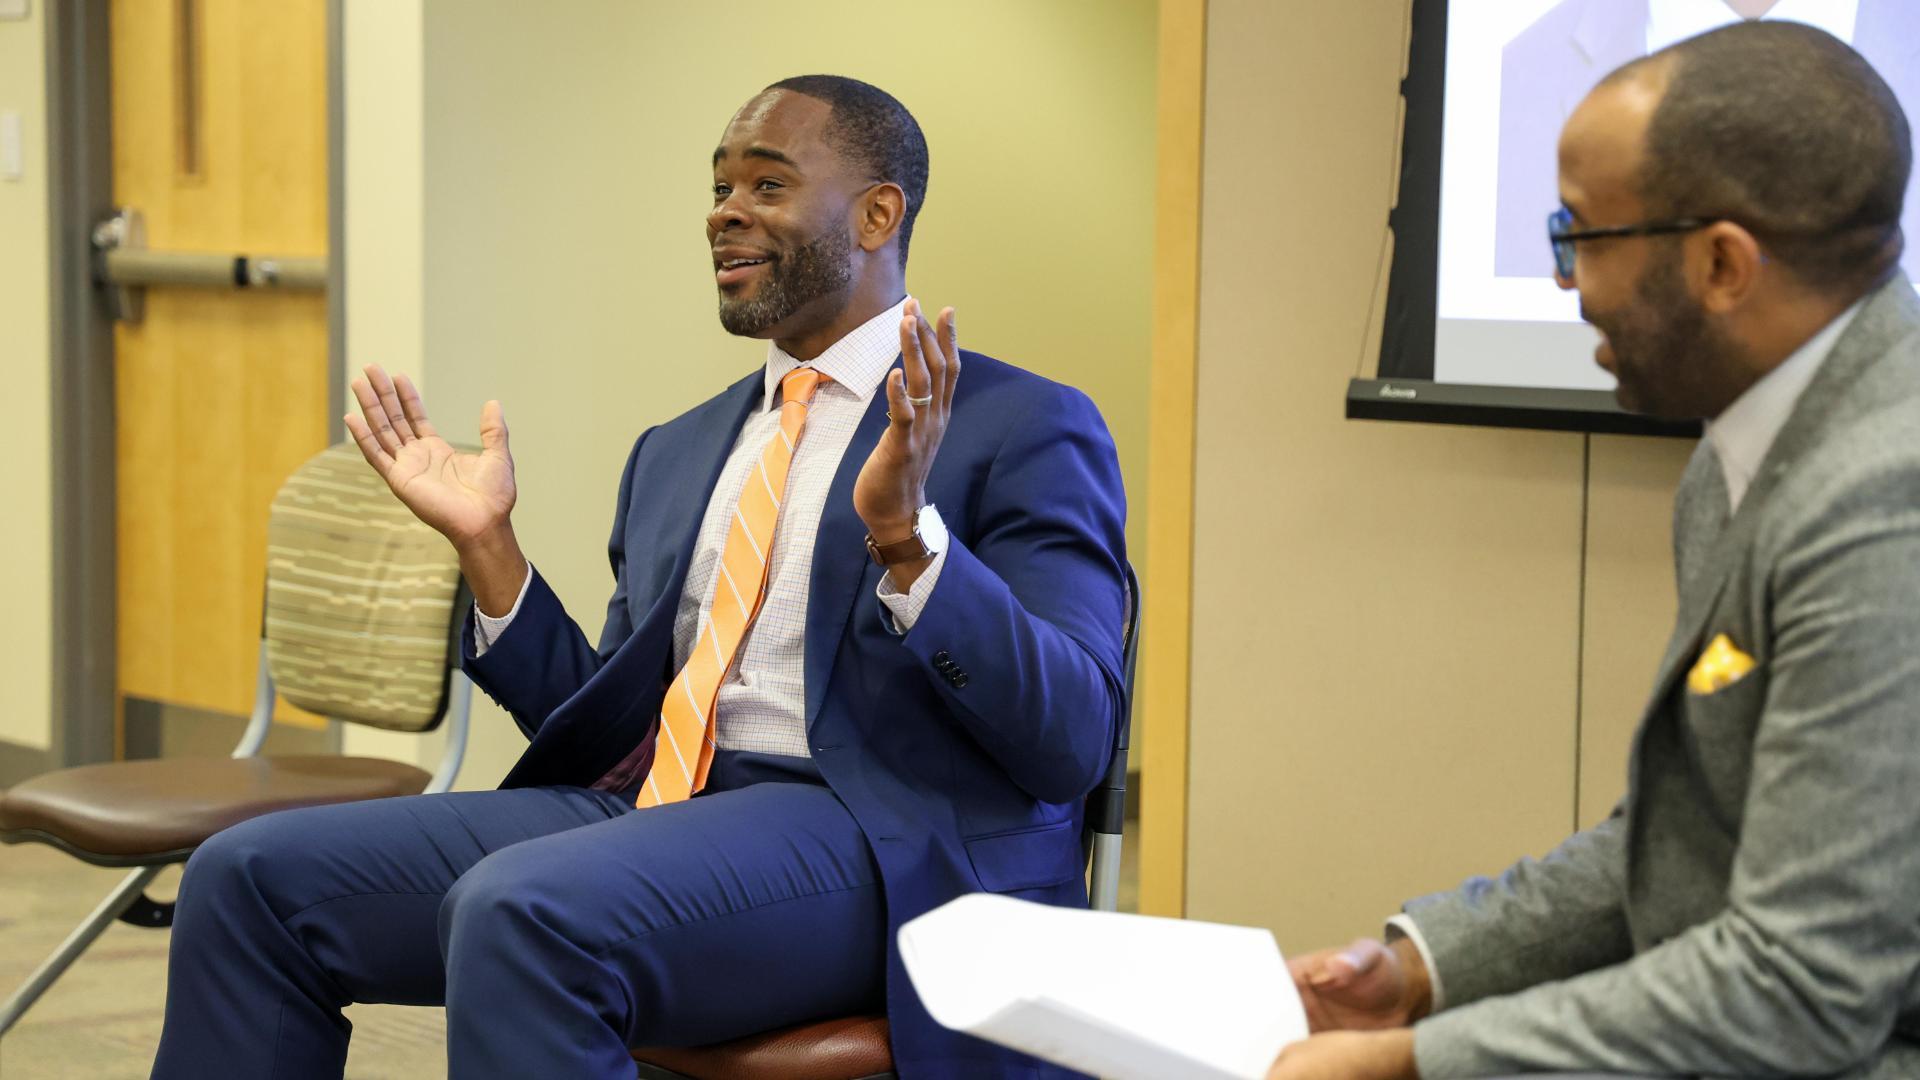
[766,75,930,267]
[1608,21,1911,294]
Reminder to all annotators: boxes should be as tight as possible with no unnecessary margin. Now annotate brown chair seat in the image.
[632,1015,893,1080]
[0,756,432,865]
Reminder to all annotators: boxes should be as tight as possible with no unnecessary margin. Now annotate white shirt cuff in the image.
[472,562,534,657]
[876,547,947,635]
[1385,913,1447,1013]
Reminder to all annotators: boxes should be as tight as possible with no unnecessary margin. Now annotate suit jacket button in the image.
[952,673,969,688]
[933,651,951,667]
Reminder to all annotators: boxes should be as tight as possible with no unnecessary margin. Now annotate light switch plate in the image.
[0,112,21,181]
[0,1,29,22]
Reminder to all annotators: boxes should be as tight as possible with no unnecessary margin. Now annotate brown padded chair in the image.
[633,562,1141,1080]
[0,442,472,1036]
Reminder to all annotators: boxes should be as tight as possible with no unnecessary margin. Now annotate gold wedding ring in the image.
[905,393,934,406]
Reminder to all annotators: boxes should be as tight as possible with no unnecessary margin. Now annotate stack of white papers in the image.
[899,893,1308,1080]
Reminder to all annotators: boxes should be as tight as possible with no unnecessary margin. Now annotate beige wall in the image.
[342,0,423,394]
[339,0,438,765]
[0,7,52,752]
[338,0,1158,782]
[338,1,1693,927]
[1581,434,1694,825]
[1183,0,1692,952]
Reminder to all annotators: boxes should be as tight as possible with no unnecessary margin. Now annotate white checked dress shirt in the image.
[475,296,945,758]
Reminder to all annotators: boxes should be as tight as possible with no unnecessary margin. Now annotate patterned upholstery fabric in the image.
[263,443,463,732]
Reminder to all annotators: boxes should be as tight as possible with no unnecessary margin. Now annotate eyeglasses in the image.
[1547,207,1722,279]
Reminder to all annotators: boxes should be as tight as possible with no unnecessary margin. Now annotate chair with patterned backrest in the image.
[0,442,472,1036]
[631,561,1142,1080]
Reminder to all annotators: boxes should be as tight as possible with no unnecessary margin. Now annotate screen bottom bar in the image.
[1345,378,1699,438]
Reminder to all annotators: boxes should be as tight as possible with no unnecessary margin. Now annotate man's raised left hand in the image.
[854,297,959,590]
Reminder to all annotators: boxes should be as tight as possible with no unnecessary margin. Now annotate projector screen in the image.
[1352,0,1920,435]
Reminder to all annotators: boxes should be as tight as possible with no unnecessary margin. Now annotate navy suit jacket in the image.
[462,350,1129,1078]
[1493,0,1920,279]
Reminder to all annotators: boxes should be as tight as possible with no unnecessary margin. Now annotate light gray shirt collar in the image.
[1705,297,1865,512]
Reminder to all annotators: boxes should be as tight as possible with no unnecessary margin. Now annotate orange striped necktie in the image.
[637,366,826,807]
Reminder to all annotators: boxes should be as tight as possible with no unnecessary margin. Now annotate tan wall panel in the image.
[338,0,438,765]
[1187,0,1590,952]
[340,0,422,396]
[1140,0,1207,917]
[0,8,52,750]
[409,0,1159,787]
[1578,433,1694,826]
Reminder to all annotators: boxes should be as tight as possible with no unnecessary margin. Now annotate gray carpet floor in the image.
[0,842,443,1079]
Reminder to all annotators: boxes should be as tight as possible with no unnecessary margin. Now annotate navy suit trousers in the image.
[149,751,885,1079]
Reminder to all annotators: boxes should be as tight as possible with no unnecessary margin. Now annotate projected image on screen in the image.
[1435,1,1920,392]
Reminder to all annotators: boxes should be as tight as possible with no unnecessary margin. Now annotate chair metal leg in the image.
[0,863,165,1036]
[1088,832,1123,913]
[426,669,472,794]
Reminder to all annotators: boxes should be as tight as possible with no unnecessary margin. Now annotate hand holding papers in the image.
[900,893,1308,1080]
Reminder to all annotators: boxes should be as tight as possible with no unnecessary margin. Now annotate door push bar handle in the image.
[91,208,326,324]
[101,249,328,290]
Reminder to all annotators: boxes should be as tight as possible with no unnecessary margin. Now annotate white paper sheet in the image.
[899,893,1308,1080]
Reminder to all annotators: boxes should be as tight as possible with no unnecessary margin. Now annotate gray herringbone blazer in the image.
[1406,274,1920,1079]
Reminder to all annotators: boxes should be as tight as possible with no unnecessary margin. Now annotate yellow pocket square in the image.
[1687,633,1756,695]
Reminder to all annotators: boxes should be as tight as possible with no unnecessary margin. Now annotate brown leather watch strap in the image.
[865,529,931,566]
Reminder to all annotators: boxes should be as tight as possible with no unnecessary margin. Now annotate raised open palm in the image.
[852,299,957,535]
[344,365,516,547]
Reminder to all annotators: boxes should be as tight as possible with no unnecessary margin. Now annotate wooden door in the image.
[110,0,330,741]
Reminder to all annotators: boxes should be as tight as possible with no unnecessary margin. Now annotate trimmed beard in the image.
[1589,248,1740,419]
[717,227,854,337]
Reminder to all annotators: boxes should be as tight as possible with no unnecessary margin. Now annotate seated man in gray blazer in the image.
[1269,21,1920,1080]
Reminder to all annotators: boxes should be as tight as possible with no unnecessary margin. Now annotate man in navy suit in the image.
[149,75,1128,1080]
[1494,0,1920,280]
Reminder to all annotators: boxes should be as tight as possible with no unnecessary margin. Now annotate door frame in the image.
[46,0,115,768]
[46,0,347,767]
